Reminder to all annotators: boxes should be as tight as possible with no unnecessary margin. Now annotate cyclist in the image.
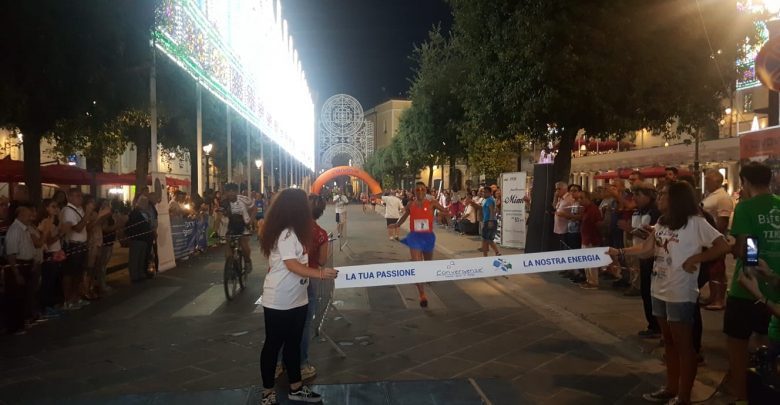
[221,183,253,273]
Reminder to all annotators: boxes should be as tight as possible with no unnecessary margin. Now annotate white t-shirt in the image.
[701,187,734,229]
[226,195,253,224]
[554,194,574,235]
[463,204,477,223]
[262,228,309,310]
[333,195,349,214]
[651,216,723,303]
[381,195,403,219]
[62,203,87,242]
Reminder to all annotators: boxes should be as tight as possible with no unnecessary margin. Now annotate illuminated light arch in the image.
[317,94,374,170]
[320,143,365,169]
[311,166,382,196]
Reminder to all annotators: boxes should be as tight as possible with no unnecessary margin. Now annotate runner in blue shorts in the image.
[389,182,449,307]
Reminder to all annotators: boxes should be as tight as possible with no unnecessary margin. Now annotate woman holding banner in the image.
[607,181,730,405]
[390,181,449,307]
[258,188,338,405]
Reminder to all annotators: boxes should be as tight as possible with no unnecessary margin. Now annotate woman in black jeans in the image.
[258,189,338,405]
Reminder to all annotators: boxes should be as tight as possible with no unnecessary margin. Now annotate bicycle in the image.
[224,235,248,300]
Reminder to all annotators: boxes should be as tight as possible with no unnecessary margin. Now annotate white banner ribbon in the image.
[334,248,612,289]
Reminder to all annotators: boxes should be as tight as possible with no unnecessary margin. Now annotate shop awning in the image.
[0,158,189,187]
[0,156,24,182]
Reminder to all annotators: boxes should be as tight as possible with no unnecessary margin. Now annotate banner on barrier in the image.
[334,247,611,289]
[151,173,176,272]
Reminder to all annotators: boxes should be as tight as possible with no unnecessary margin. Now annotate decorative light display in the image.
[737,1,773,90]
[155,0,315,169]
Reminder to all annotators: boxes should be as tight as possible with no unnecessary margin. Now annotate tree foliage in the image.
[448,0,762,181]
[0,0,156,198]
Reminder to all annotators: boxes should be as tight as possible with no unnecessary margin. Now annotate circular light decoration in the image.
[755,36,780,91]
[321,94,364,136]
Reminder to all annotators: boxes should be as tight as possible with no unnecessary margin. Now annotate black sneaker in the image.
[289,385,322,403]
[261,390,278,405]
[638,329,661,339]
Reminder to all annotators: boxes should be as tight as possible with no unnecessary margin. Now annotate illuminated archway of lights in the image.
[154,0,315,169]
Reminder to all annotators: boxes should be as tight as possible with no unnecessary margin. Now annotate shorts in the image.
[63,242,88,278]
[651,297,696,323]
[481,220,498,241]
[336,212,344,223]
[386,218,399,227]
[400,232,436,253]
[723,296,770,339]
[255,213,264,220]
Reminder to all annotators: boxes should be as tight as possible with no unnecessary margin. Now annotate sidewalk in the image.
[429,222,732,403]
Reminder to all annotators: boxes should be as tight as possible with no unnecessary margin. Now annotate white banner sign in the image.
[500,171,527,248]
[151,173,176,272]
[334,248,611,289]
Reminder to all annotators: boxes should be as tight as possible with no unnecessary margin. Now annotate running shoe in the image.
[301,364,317,380]
[260,390,278,405]
[579,283,598,290]
[288,385,322,403]
[642,387,676,403]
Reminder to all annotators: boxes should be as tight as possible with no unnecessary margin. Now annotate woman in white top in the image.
[258,188,338,405]
[608,182,730,405]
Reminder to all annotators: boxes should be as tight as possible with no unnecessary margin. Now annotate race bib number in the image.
[413,219,430,232]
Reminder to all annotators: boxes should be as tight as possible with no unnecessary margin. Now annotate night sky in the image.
[280,0,452,110]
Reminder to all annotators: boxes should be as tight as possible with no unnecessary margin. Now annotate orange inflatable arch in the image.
[311,166,383,196]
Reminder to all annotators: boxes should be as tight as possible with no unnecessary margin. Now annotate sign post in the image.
[500,172,527,249]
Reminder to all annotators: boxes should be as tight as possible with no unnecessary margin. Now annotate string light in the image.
[154,0,315,169]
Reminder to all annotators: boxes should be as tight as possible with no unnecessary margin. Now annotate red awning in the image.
[594,171,619,180]
[595,169,635,180]
[0,156,24,183]
[40,164,93,185]
[638,166,691,179]
[0,158,190,187]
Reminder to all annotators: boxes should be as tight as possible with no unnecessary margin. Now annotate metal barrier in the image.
[313,235,351,358]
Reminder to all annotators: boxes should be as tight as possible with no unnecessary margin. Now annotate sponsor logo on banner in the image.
[436,261,484,279]
[492,258,512,272]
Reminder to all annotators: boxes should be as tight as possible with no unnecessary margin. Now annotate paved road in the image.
[0,204,724,404]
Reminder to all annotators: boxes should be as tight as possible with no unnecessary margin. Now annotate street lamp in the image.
[203,143,213,190]
[255,159,263,195]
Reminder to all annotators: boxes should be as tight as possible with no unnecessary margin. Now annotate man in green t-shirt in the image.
[723,162,779,401]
